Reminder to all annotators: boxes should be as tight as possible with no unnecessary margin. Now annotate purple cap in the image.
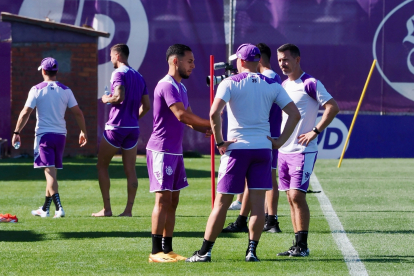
[229,43,261,62]
[37,57,58,71]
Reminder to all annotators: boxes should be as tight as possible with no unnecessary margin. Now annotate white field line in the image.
[310,173,369,276]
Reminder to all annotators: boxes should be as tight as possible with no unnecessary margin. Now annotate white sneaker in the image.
[54,208,65,218]
[228,201,242,210]
[31,207,49,217]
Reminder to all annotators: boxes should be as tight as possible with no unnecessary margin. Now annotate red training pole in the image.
[210,55,215,209]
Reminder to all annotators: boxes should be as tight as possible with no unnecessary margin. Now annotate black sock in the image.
[267,215,276,226]
[42,196,52,212]
[246,240,259,256]
[52,193,62,210]
[297,231,308,248]
[162,237,173,254]
[265,213,268,222]
[151,234,163,254]
[236,215,248,226]
[199,239,215,255]
[294,232,299,246]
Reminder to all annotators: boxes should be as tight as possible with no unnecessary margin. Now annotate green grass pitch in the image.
[1,157,413,275]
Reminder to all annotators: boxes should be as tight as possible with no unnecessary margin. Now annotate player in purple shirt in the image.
[92,44,150,217]
[223,43,284,234]
[146,44,211,263]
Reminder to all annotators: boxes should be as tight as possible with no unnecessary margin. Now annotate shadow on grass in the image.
[360,256,414,263]
[0,230,44,242]
[346,230,414,234]
[260,257,345,262]
[60,231,239,239]
[0,158,214,181]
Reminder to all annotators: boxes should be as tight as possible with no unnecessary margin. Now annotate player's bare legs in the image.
[163,191,180,237]
[240,184,251,217]
[247,189,266,241]
[266,169,279,216]
[287,189,309,231]
[204,193,234,241]
[44,167,58,196]
[152,191,173,235]
[262,168,281,232]
[118,144,138,217]
[92,137,118,217]
[236,193,243,203]
[222,181,250,233]
[285,189,310,256]
[286,190,298,232]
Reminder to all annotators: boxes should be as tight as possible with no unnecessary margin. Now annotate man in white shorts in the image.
[146,44,211,262]
[12,57,88,218]
[272,43,339,257]
[186,43,300,262]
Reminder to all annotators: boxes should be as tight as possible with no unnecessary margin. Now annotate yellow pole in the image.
[338,59,377,168]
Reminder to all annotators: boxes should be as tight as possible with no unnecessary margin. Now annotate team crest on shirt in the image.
[165,166,173,176]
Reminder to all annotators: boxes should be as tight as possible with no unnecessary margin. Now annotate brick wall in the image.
[11,42,97,157]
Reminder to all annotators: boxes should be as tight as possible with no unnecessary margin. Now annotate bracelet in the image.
[13,131,20,135]
[216,141,225,147]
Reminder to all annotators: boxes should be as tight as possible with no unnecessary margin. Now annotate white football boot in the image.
[31,207,50,217]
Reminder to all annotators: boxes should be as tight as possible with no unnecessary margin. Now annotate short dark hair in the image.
[256,43,271,60]
[277,43,300,58]
[166,44,192,61]
[111,44,129,58]
[44,70,57,77]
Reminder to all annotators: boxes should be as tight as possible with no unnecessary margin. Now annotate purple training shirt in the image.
[147,74,190,154]
[261,70,283,137]
[106,65,148,127]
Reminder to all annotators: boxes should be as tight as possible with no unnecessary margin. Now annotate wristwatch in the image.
[216,141,225,147]
[312,127,320,135]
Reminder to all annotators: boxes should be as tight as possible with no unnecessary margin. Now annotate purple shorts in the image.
[146,150,189,192]
[278,152,318,192]
[103,127,139,150]
[272,149,278,169]
[217,149,272,194]
[34,133,66,169]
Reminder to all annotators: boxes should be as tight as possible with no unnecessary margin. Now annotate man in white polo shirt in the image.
[273,43,339,257]
[12,57,88,218]
[186,43,300,262]
[223,42,284,234]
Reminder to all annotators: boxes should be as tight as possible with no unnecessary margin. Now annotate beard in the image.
[178,67,190,79]
[281,67,290,76]
[113,62,118,69]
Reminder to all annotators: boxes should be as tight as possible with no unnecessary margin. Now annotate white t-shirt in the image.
[25,81,78,135]
[215,72,292,150]
[261,69,282,84]
[279,72,332,154]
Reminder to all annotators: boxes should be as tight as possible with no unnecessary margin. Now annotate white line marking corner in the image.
[310,173,369,276]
